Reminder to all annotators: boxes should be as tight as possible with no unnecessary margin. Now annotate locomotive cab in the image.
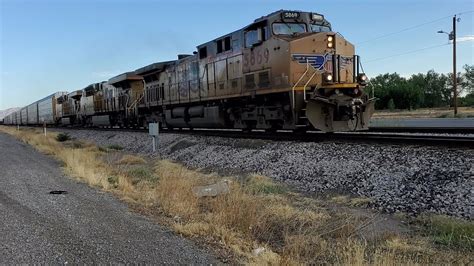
[242,10,375,132]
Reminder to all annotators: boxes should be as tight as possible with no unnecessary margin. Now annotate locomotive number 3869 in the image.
[243,48,270,67]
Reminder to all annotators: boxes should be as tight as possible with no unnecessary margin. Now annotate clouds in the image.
[457,35,474,43]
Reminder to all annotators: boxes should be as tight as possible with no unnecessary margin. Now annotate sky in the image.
[0,0,473,109]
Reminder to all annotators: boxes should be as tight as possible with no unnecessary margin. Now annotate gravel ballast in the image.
[60,129,473,219]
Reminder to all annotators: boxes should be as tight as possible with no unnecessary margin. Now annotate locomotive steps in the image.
[1,126,472,264]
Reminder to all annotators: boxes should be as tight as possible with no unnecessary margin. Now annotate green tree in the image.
[387,98,395,111]
[408,70,449,108]
[365,66,472,110]
[460,64,474,94]
[459,93,474,107]
[366,73,407,109]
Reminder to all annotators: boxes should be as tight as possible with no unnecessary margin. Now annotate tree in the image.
[459,93,474,107]
[460,64,474,94]
[365,66,472,110]
[366,73,408,109]
[408,70,449,108]
[387,98,395,111]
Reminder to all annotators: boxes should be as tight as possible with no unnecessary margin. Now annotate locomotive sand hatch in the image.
[4,10,375,132]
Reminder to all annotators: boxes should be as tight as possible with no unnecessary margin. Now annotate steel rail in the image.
[36,126,474,148]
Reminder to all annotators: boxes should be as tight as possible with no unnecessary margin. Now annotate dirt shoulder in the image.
[0,132,217,264]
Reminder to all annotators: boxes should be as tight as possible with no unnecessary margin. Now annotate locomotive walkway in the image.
[0,133,216,264]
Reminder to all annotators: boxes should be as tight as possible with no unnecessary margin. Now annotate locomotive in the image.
[4,10,375,132]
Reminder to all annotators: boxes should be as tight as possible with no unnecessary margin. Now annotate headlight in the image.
[312,13,324,21]
[327,35,335,49]
[358,73,367,83]
[324,73,333,82]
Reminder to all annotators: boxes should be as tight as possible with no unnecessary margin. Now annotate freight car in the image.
[4,10,374,133]
[4,92,67,126]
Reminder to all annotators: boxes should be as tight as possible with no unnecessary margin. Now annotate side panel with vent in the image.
[215,59,227,97]
[227,55,242,95]
[207,63,216,98]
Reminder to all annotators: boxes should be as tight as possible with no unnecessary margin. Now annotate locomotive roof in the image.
[27,91,68,105]
[108,71,143,85]
[68,90,82,98]
[135,60,176,76]
[253,9,310,23]
[196,10,329,48]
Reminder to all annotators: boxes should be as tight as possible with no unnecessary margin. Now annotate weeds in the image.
[107,144,124,150]
[98,146,108,152]
[418,215,474,250]
[108,176,119,188]
[127,166,156,184]
[55,132,71,142]
[117,155,146,165]
[245,174,287,195]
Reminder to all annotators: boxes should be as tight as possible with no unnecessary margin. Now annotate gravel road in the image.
[58,129,473,219]
[0,132,217,264]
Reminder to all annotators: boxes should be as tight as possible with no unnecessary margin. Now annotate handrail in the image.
[303,70,318,101]
[127,93,144,111]
[291,59,310,110]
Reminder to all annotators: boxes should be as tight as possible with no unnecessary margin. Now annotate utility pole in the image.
[438,15,460,116]
[452,15,457,116]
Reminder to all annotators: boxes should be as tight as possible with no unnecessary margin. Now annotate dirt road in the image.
[0,133,216,264]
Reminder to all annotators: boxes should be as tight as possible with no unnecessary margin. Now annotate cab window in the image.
[310,24,331,33]
[216,36,231,54]
[272,23,307,35]
[245,30,258,47]
[244,22,268,48]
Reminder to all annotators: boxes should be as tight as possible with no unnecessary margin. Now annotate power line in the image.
[356,11,474,45]
[364,43,450,63]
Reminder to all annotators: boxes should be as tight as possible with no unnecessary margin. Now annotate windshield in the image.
[310,24,331,33]
[272,23,307,35]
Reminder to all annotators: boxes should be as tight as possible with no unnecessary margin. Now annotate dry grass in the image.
[331,195,373,207]
[1,125,472,264]
[117,154,147,165]
[373,106,474,119]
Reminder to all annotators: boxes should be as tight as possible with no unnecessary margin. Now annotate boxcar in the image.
[37,92,67,124]
[20,108,28,125]
[26,103,37,124]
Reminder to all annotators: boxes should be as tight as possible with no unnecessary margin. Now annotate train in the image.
[3,10,375,132]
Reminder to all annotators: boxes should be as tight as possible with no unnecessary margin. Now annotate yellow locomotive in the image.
[136,10,374,132]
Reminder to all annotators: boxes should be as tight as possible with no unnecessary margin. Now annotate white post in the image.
[43,121,46,137]
[149,122,159,152]
[17,125,19,131]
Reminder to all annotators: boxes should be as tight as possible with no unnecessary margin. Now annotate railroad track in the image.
[171,130,474,148]
[368,127,474,134]
[38,126,474,148]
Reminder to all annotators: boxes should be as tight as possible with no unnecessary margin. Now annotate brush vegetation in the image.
[106,144,124,150]
[1,126,472,264]
[55,132,71,142]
